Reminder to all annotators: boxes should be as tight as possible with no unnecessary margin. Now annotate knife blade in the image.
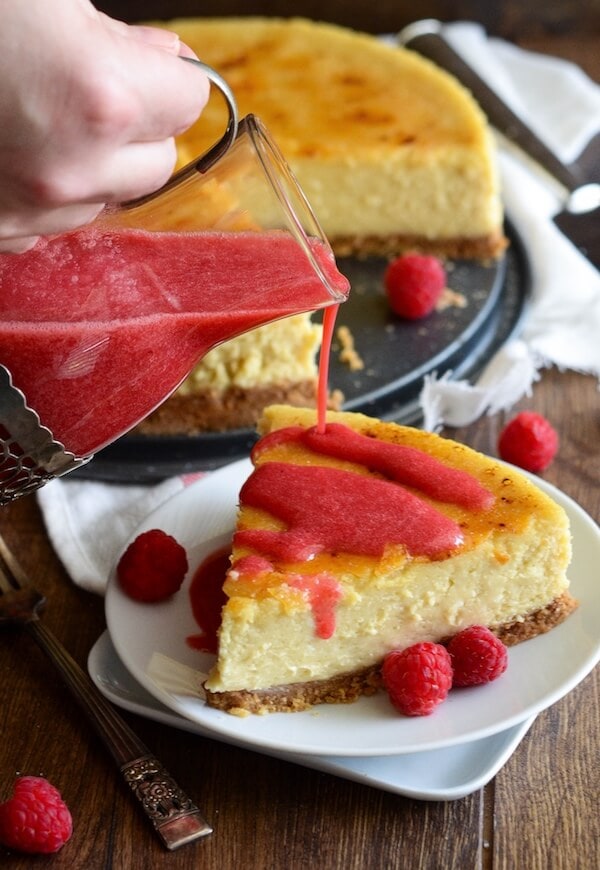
[397,20,600,269]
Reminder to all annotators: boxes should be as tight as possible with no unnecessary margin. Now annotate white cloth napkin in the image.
[421,22,600,430]
[37,473,205,595]
[37,24,600,594]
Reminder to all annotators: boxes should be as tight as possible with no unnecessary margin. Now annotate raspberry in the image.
[498,411,559,472]
[382,641,453,716]
[447,625,508,687]
[384,252,446,319]
[117,528,188,602]
[0,776,72,854]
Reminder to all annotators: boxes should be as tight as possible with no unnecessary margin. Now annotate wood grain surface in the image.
[0,5,598,868]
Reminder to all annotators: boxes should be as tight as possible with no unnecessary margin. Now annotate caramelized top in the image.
[155,17,493,165]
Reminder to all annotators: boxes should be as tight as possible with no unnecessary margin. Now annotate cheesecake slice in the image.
[159,16,507,259]
[204,405,576,714]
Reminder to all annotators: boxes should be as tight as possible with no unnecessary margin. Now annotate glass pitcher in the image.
[0,63,349,502]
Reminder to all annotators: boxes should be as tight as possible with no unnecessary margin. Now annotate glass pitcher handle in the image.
[182,59,239,172]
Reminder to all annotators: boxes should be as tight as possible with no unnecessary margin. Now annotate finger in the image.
[62,138,178,205]
[95,11,132,38]
[108,34,210,143]
[96,12,181,51]
[127,25,182,53]
[177,40,200,60]
[100,139,178,203]
[0,236,40,254]
[8,135,177,214]
[0,203,104,240]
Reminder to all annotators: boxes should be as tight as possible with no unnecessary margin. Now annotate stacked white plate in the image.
[89,459,600,800]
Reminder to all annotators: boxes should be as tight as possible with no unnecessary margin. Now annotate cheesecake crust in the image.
[204,592,578,714]
[205,665,382,716]
[332,229,508,261]
[136,381,320,435]
[491,590,578,645]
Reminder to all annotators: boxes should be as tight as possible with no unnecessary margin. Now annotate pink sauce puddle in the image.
[186,545,230,654]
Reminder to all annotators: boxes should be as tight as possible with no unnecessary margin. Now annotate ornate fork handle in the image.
[26,618,212,850]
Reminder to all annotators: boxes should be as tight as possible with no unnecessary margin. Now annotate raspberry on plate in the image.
[447,625,508,687]
[117,528,189,603]
[0,776,72,854]
[498,411,559,472]
[383,252,446,319]
[382,641,453,716]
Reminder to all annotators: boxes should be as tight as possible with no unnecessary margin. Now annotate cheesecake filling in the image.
[206,533,570,694]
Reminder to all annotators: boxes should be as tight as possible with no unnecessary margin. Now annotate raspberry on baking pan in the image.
[383,252,446,319]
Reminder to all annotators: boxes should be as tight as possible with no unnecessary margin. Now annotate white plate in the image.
[105,458,600,758]
[89,630,535,801]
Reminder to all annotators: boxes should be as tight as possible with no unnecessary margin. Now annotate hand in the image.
[0,0,209,252]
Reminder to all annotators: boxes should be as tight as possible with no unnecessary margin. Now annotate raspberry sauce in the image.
[253,423,493,511]
[186,546,230,653]
[0,226,348,456]
[235,462,464,560]
[316,305,338,433]
[287,573,342,639]
[227,554,342,640]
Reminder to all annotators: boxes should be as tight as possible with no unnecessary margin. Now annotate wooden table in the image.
[1,21,598,870]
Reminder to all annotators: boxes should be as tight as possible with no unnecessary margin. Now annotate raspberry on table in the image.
[383,252,446,319]
[0,776,72,854]
[117,528,189,602]
[498,411,559,472]
[382,641,453,716]
[447,625,508,687]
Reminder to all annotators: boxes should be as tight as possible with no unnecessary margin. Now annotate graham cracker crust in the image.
[204,592,578,715]
[135,381,319,435]
[205,666,383,716]
[331,229,508,261]
[491,591,578,645]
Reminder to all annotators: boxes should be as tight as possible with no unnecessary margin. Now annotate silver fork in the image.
[0,532,212,850]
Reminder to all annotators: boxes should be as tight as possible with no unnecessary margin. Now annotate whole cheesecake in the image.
[136,313,324,434]
[204,405,576,714]
[138,16,507,435]
[159,16,507,259]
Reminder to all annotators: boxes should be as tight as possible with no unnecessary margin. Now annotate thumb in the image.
[98,13,182,55]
